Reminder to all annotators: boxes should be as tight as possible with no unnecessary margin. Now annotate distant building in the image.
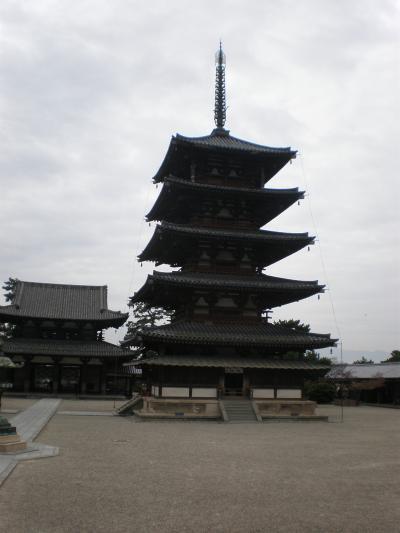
[123,45,336,408]
[0,280,131,395]
[327,363,400,405]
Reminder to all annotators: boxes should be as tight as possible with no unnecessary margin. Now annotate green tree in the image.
[273,319,310,333]
[304,350,333,366]
[353,356,374,364]
[273,320,333,364]
[125,301,173,340]
[304,380,336,403]
[0,277,18,342]
[2,278,18,302]
[381,350,400,363]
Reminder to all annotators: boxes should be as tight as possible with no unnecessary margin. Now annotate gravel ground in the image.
[0,398,37,412]
[1,398,126,413]
[0,405,399,533]
[57,399,126,412]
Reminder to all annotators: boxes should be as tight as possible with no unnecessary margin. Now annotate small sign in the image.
[224,367,243,374]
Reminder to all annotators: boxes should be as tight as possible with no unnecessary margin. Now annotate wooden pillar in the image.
[23,357,32,393]
[53,359,60,394]
[218,369,225,398]
[127,376,132,397]
[243,371,250,397]
[80,360,88,395]
[100,365,107,395]
[158,366,164,397]
[273,370,279,399]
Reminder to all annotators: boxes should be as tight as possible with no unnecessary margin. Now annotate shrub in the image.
[304,380,336,403]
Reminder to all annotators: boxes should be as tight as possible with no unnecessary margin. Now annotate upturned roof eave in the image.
[125,321,337,350]
[138,222,314,264]
[164,175,303,196]
[130,272,324,305]
[3,338,132,358]
[152,133,297,183]
[152,136,178,183]
[126,356,331,370]
[145,176,305,222]
[0,280,129,327]
[138,332,336,350]
[0,306,129,327]
[143,221,312,243]
[175,132,297,156]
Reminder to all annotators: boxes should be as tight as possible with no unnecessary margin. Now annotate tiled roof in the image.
[163,176,302,196]
[146,176,304,224]
[157,222,310,242]
[152,129,296,183]
[131,271,323,309]
[2,338,131,358]
[150,271,322,290]
[175,129,296,155]
[123,321,336,349]
[326,363,400,380]
[0,281,128,325]
[139,222,313,267]
[126,355,330,370]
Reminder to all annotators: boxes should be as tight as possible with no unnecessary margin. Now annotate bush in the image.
[304,380,336,403]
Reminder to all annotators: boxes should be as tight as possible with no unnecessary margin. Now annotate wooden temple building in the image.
[123,46,336,412]
[0,281,131,395]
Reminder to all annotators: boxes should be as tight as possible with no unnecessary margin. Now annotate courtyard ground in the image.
[0,400,399,533]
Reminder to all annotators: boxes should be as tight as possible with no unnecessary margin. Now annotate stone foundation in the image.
[0,433,27,453]
[0,415,27,453]
[255,399,325,419]
[134,398,221,419]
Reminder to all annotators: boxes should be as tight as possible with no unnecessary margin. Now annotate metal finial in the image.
[214,42,226,129]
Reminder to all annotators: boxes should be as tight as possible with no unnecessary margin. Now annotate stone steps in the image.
[223,399,258,423]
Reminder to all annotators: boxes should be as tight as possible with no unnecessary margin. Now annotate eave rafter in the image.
[138,222,314,268]
[146,176,304,225]
[131,271,324,309]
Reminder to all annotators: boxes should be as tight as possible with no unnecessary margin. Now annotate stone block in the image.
[0,433,27,453]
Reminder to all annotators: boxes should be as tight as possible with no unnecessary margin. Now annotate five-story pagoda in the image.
[123,46,336,405]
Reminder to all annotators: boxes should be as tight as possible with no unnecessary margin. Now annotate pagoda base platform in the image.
[261,415,329,422]
[134,398,222,420]
[253,399,327,420]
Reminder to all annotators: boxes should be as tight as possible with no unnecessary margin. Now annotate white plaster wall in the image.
[276,389,302,399]
[252,388,275,399]
[161,387,190,398]
[191,388,217,398]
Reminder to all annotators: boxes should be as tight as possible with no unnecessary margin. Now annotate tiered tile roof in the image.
[126,355,330,369]
[153,129,296,183]
[123,321,334,349]
[0,281,128,326]
[139,222,314,267]
[3,338,131,358]
[131,271,324,308]
[146,176,304,225]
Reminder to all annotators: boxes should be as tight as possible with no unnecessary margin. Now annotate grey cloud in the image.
[0,0,398,358]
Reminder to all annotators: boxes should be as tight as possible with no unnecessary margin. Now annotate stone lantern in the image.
[0,356,27,453]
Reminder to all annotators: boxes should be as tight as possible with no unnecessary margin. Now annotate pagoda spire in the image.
[214,41,226,129]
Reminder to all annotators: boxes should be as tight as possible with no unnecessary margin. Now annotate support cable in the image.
[298,153,342,361]
[127,183,153,297]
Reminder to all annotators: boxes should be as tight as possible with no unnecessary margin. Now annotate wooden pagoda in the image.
[123,46,336,411]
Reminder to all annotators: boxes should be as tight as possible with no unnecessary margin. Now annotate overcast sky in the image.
[1,0,399,361]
